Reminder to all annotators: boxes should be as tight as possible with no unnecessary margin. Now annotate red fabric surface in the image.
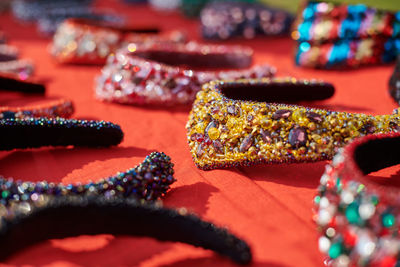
[0,1,398,266]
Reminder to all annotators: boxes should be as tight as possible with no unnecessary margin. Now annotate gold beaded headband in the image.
[186,78,399,170]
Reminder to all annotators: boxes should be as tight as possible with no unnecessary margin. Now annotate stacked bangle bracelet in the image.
[314,132,400,266]
[95,42,275,106]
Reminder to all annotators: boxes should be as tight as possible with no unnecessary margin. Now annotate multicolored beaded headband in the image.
[389,56,400,105]
[314,132,400,266]
[96,42,275,106]
[186,78,400,170]
[293,1,400,68]
[0,118,251,264]
[293,1,400,43]
[295,37,400,69]
[201,1,294,40]
[51,18,185,65]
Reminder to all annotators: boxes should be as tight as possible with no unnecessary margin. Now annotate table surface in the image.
[0,1,398,266]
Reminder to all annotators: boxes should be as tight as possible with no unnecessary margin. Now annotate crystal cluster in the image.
[293,1,400,68]
[186,78,400,170]
[0,152,175,230]
[51,19,185,65]
[0,99,74,120]
[201,1,293,40]
[96,42,275,106]
[315,134,400,266]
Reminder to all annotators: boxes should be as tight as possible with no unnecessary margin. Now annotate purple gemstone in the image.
[196,144,205,157]
[247,114,254,122]
[260,129,272,143]
[306,112,323,123]
[288,127,308,148]
[240,134,253,152]
[362,123,376,134]
[390,121,400,132]
[213,140,224,153]
[144,172,153,181]
[272,109,292,120]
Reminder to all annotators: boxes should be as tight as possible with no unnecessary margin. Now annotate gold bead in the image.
[208,127,220,140]
[308,122,316,131]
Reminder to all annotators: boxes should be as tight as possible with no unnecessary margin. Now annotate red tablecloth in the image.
[0,1,398,266]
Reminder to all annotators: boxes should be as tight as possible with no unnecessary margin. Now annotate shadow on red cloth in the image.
[0,146,153,182]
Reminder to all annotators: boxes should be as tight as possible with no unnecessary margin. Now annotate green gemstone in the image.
[328,242,342,259]
[371,195,379,206]
[314,196,321,204]
[336,177,342,192]
[357,184,365,193]
[1,190,9,199]
[346,202,360,224]
[382,213,396,228]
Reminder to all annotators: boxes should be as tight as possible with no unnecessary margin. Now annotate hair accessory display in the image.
[51,18,184,65]
[0,196,251,264]
[0,124,250,264]
[185,78,400,170]
[96,42,275,106]
[293,1,400,68]
[314,132,400,266]
[200,1,293,40]
[389,56,400,105]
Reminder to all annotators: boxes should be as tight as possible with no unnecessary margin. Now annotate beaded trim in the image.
[96,42,275,106]
[314,133,400,266]
[51,18,185,65]
[0,99,74,120]
[201,1,293,40]
[186,78,400,170]
[0,151,174,205]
